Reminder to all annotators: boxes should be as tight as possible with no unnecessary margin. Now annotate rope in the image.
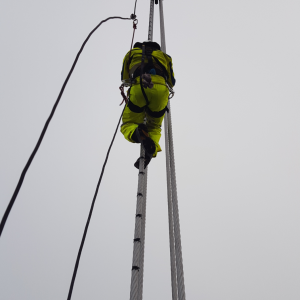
[167,103,186,300]
[120,17,138,105]
[0,16,131,238]
[128,19,138,68]
[130,147,146,300]
[133,0,138,18]
[67,2,140,297]
[67,105,125,300]
[129,3,153,299]
[159,1,186,299]
[164,111,178,300]
[138,167,147,300]
[164,110,178,300]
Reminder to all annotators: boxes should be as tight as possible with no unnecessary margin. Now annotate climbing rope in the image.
[67,3,140,298]
[0,15,132,238]
[131,0,138,19]
[158,1,186,299]
[67,105,126,300]
[128,19,139,69]
[119,17,138,106]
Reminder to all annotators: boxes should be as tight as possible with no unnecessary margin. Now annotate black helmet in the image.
[133,41,161,50]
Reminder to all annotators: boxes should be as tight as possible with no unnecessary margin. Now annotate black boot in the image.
[134,154,152,169]
[133,124,156,158]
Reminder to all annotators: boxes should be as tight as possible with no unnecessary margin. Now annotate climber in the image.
[120,41,176,169]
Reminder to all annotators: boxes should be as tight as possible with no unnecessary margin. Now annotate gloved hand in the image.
[141,73,154,89]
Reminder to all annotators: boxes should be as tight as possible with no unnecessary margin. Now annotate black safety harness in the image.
[127,43,169,118]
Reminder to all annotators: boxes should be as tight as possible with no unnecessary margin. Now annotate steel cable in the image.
[164,110,179,300]
[138,168,147,300]
[159,0,186,299]
[167,103,186,300]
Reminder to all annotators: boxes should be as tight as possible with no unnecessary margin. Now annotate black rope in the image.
[67,105,125,300]
[131,0,138,19]
[0,16,131,238]
[134,0,138,15]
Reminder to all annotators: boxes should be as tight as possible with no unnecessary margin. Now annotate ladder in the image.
[129,1,186,300]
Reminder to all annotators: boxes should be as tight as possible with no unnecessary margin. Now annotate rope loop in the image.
[119,84,128,105]
[167,83,175,100]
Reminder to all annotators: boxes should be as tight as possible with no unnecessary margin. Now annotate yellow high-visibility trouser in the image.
[121,75,169,157]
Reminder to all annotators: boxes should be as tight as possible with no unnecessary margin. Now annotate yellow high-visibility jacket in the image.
[121,47,176,88]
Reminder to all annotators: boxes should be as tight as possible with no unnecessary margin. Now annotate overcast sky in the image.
[1,0,300,299]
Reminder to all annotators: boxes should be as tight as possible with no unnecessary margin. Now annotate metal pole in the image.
[159,0,166,52]
[130,2,154,300]
[160,1,186,300]
[148,0,155,41]
[138,168,148,300]
[129,149,146,300]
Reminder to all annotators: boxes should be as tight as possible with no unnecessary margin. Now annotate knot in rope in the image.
[133,18,138,28]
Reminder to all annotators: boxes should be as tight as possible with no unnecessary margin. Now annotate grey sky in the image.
[1,0,300,299]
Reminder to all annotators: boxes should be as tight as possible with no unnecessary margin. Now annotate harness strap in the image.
[145,47,154,70]
[146,106,169,118]
[152,56,168,80]
[132,65,165,79]
[139,45,150,105]
[127,99,169,118]
[127,99,146,113]
[127,44,169,118]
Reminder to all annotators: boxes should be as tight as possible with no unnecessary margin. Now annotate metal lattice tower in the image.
[129,1,186,300]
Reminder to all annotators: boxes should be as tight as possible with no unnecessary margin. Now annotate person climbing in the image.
[120,41,176,169]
